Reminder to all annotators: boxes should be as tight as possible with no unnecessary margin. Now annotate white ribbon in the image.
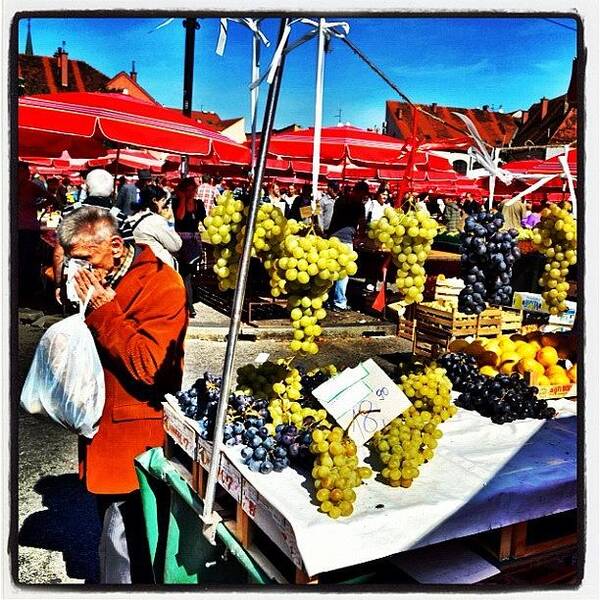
[148,18,175,33]
[250,18,349,90]
[558,145,577,218]
[452,111,515,186]
[216,18,270,56]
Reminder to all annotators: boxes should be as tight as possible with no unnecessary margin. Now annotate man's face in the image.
[288,185,296,195]
[66,232,125,284]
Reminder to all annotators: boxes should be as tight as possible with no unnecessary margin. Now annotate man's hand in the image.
[73,269,116,312]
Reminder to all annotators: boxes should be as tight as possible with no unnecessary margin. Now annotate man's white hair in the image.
[86,169,114,198]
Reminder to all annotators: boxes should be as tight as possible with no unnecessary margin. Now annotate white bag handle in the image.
[79,286,94,318]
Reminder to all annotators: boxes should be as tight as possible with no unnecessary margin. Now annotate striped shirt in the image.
[60,196,135,245]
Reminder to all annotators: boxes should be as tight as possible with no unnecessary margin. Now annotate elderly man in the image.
[57,205,187,583]
[54,169,134,307]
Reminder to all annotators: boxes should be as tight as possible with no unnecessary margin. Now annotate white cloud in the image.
[392,58,491,78]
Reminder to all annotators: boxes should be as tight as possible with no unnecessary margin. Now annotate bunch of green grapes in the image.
[532,202,577,314]
[203,192,246,290]
[267,234,358,354]
[236,360,328,430]
[400,364,457,424]
[368,207,437,303]
[310,426,372,519]
[371,409,442,488]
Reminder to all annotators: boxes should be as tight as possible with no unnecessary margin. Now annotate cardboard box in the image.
[512,292,576,327]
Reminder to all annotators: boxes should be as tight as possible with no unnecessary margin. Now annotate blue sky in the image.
[17,16,577,130]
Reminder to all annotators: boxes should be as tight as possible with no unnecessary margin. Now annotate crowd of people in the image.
[18,163,558,315]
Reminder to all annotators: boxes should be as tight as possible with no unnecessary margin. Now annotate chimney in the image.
[540,97,549,120]
[130,60,137,83]
[522,110,529,124]
[431,102,438,114]
[55,42,68,87]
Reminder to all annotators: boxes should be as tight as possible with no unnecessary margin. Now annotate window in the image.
[453,160,468,175]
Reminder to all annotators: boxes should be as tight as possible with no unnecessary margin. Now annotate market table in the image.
[158,396,576,582]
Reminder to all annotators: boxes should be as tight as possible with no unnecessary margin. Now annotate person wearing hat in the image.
[116,169,152,216]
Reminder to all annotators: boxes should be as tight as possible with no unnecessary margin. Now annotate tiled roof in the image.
[18,54,109,95]
[385,101,518,147]
[511,94,577,146]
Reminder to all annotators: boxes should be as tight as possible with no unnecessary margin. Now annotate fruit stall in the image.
[140,186,578,584]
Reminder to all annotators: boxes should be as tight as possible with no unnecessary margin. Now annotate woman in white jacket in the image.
[128,185,182,269]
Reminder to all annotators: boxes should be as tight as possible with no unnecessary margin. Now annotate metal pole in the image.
[250,35,260,175]
[112,147,121,202]
[182,17,199,176]
[311,18,326,210]
[201,18,290,542]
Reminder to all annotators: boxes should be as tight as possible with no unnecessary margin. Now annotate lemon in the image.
[480,366,499,377]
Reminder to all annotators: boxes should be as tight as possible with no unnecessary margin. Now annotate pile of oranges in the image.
[449,332,576,386]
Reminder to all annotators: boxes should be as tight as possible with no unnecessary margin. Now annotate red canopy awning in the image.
[265,124,411,166]
[18,92,250,164]
[87,148,165,173]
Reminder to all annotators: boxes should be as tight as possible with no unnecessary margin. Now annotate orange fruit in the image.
[549,372,571,385]
[567,365,577,383]
[480,365,499,377]
[536,346,559,368]
[517,358,545,376]
[537,375,551,386]
[499,351,521,374]
[545,364,566,378]
[516,343,538,360]
[540,334,560,348]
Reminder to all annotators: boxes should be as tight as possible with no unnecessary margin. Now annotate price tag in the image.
[312,358,412,446]
[241,483,258,519]
[299,205,314,219]
[218,456,242,502]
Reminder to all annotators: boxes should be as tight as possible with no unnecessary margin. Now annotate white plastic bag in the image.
[20,290,105,438]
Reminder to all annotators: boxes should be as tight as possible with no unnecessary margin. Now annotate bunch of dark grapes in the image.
[456,373,556,424]
[458,211,520,313]
[438,352,486,392]
[298,364,338,409]
[176,372,270,442]
[240,420,284,474]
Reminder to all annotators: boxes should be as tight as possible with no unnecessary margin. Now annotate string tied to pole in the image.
[452,112,515,186]
[216,18,270,56]
[250,18,350,90]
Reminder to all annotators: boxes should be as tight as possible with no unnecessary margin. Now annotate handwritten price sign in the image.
[312,359,412,446]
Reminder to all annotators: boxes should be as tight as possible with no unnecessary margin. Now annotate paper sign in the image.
[299,205,314,219]
[312,359,412,446]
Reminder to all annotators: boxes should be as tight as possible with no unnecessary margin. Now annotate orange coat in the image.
[80,245,188,494]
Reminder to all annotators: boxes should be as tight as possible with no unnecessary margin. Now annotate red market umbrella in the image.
[19,149,89,170]
[87,148,166,173]
[18,92,250,164]
[265,124,411,166]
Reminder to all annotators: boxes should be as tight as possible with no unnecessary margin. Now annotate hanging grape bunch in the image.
[203,192,246,290]
[367,206,437,304]
[532,202,577,314]
[458,211,520,314]
[267,234,358,355]
[309,426,372,519]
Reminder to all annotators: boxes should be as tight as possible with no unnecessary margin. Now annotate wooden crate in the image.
[499,307,524,334]
[525,371,577,400]
[476,510,577,562]
[433,279,464,307]
[415,303,502,337]
[385,302,416,343]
